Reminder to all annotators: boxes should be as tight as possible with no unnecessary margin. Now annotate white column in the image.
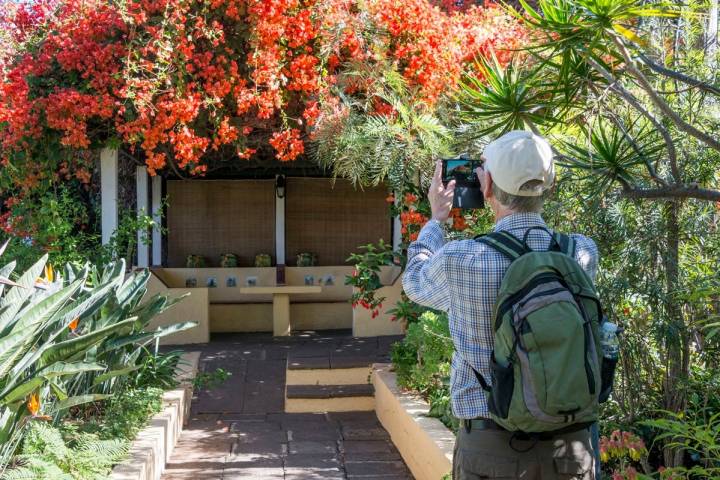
[151,175,162,266]
[275,175,286,265]
[392,214,402,252]
[136,166,150,268]
[100,148,118,246]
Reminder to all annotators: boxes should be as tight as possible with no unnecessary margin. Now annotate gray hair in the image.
[491,180,546,213]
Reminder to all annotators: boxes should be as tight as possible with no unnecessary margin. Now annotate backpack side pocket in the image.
[488,355,514,420]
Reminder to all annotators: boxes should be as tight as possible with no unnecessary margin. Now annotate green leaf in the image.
[37,317,138,369]
[10,279,83,336]
[51,394,111,413]
[38,361,105,378]
[0,255,48,333]
[0,377,43,405]
[92,365,141,385]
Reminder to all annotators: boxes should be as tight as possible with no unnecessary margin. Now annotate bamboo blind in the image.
[167,180,276,267]
[285,178,391,266]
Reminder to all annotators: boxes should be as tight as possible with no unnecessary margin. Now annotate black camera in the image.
[441,158,484,209]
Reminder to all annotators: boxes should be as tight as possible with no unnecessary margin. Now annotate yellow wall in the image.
[149,265,403,336]
[353,265,405,337]
[373,364,454,480]
[208,302,351,332]
[145,272,209,344]
[210,303,273,332]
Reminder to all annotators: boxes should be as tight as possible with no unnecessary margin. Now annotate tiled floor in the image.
[161,331,413,479]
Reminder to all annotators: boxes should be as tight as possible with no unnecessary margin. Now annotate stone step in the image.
[285,384,375,413]
[286,356,373,386]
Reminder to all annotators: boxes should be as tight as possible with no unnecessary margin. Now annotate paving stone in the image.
[342,426,391,440]
[330,355,373,369]
[328,411,380,427]
[223,456,283,469]
[221,467,284,479]
[347,475,412,480]
[162,333,412,480]
[163,458,226,475]
[286,384,374,399]
[341,440,395,453]
[234,429,288,444]
[284,453,341,469]
[231,438,286,455]
[268,412,331,430]
[286,425,340,442]
[287,355,330,370]
[163,472,223,480]
[230,421,281,433]
[287,440,338,455]
[220,413,268,424]
[344,450,403,462]
[344,460,409,476]
[284,467,346,480]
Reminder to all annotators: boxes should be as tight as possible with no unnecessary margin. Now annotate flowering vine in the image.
[0,0,524,244]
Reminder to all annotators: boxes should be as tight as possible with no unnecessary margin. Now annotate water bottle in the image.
[599,317,619,403]
[600,320,619,359]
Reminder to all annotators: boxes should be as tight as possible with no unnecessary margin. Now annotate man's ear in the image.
[482,170,493,200]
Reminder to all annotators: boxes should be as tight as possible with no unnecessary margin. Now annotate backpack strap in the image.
[519,226,577,259]
[552,232,577,258]
[474,231,530,262]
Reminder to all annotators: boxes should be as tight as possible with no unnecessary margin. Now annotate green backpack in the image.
[473,228,603,434]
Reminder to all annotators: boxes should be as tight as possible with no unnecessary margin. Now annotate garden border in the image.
[109,351,201,480]
[372,363,454,480]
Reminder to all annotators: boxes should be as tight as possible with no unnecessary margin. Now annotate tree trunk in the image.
[661,200,689,468]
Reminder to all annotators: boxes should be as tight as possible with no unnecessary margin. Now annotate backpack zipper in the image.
[496,272,564,329]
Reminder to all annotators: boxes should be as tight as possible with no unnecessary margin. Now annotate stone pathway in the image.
[162,331,413,479]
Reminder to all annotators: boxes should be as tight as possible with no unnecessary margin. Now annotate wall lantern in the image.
[275,174,286,198]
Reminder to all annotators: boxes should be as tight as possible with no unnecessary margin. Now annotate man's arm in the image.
[402,219,451,311]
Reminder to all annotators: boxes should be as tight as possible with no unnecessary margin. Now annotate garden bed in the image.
[109,351,200,480]
[372,363,454,480]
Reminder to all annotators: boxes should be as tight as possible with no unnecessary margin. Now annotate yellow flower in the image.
[27,391,40,416]
[44,264,54,283]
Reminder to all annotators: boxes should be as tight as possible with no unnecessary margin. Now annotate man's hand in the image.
[429,160,455,223]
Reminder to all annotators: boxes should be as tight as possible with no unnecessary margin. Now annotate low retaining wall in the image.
[372,363,454,480]
[110,351,200,480]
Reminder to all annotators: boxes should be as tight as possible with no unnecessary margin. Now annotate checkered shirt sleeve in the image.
[402,213,599,419]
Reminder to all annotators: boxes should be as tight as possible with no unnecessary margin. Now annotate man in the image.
[402,130,599,479]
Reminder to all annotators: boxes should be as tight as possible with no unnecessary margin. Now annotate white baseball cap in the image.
[482,130,554,197]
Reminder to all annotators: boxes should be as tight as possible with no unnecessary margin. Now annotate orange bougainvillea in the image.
[0,0,524,238]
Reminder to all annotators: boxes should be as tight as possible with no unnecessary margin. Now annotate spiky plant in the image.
[312,62,453,191]
[0,243,197,473]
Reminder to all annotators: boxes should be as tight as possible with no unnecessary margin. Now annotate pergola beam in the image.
[100,148,118,246]
[151,175,163,266]
[275,174,286,265]
[136,166,150,268]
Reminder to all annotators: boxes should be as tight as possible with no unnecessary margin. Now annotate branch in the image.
[612,36,720,155]
[586,56,680,183]
[638,53,720,97]
[620,185,720,201]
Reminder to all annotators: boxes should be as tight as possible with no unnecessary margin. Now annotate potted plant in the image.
[220,253,239,267]
[296,252,317,267]
[254,253,272,267]
[186,254,206,268]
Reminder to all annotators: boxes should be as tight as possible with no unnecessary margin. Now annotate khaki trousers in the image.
[453,424,596,479]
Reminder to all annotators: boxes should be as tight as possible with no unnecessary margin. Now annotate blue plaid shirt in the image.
[402,212,599,419]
